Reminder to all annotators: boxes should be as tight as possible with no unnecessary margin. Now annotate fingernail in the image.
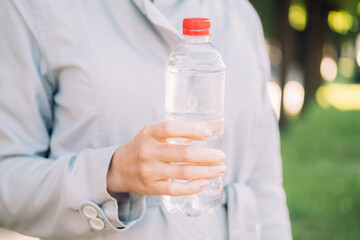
[199,180,209,189]
[218,152,226,161]
[203,128,212,138]
[218,165,226,175]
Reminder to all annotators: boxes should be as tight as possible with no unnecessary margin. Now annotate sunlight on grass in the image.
[281,102,360,240]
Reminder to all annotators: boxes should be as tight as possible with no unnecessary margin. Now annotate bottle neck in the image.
[183,35,210,44]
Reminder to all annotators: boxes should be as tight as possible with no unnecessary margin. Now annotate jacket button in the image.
[89,217,105,230]
[82,206,98,218]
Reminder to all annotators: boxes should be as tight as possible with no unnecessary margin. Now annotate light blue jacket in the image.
[0,0,292,239]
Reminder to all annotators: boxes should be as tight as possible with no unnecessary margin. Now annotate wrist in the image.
[106,146,129,194]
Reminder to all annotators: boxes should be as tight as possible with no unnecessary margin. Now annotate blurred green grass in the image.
[281,101,360,240]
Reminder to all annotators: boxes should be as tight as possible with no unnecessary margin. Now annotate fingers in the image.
[133,121,226,197]
[155,144,225,164]
[157,163,226,180]
[145,121,213,141]
[155,179,209,196]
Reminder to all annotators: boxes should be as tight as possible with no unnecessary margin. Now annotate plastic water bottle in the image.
[163,18,225,217]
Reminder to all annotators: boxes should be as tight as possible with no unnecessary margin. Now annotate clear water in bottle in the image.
[162,18,225,217]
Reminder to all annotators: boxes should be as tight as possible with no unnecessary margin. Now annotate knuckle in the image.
[189,182,198,194]
[138,164,151,179]
[167,184,177,196]
[162,121,172,136]
[152,182,165,195]
[137,145,151,160]
[180,146,192,162]
[140,125,151,137]
[142,181,152,193]
[178,165,190,179]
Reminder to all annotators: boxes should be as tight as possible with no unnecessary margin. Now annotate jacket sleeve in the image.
[243,1,293,239]
[0,1,145,238]
[247,101,293,240]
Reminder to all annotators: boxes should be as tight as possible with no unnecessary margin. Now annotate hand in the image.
[106,121,226,196]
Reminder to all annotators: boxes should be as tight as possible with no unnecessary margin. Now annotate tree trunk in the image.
[303,1,327,106]
[278,0,293,129]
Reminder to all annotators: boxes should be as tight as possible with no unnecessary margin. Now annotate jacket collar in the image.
[132,0,182,48]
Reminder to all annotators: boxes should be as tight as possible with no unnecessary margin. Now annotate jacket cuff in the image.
[78,145,146,233]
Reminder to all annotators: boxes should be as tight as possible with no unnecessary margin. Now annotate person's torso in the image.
[31,0,268,239]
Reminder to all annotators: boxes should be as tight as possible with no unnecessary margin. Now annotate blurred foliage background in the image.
[250,0,360,239]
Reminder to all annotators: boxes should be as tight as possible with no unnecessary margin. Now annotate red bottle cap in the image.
[183,18,210,36]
